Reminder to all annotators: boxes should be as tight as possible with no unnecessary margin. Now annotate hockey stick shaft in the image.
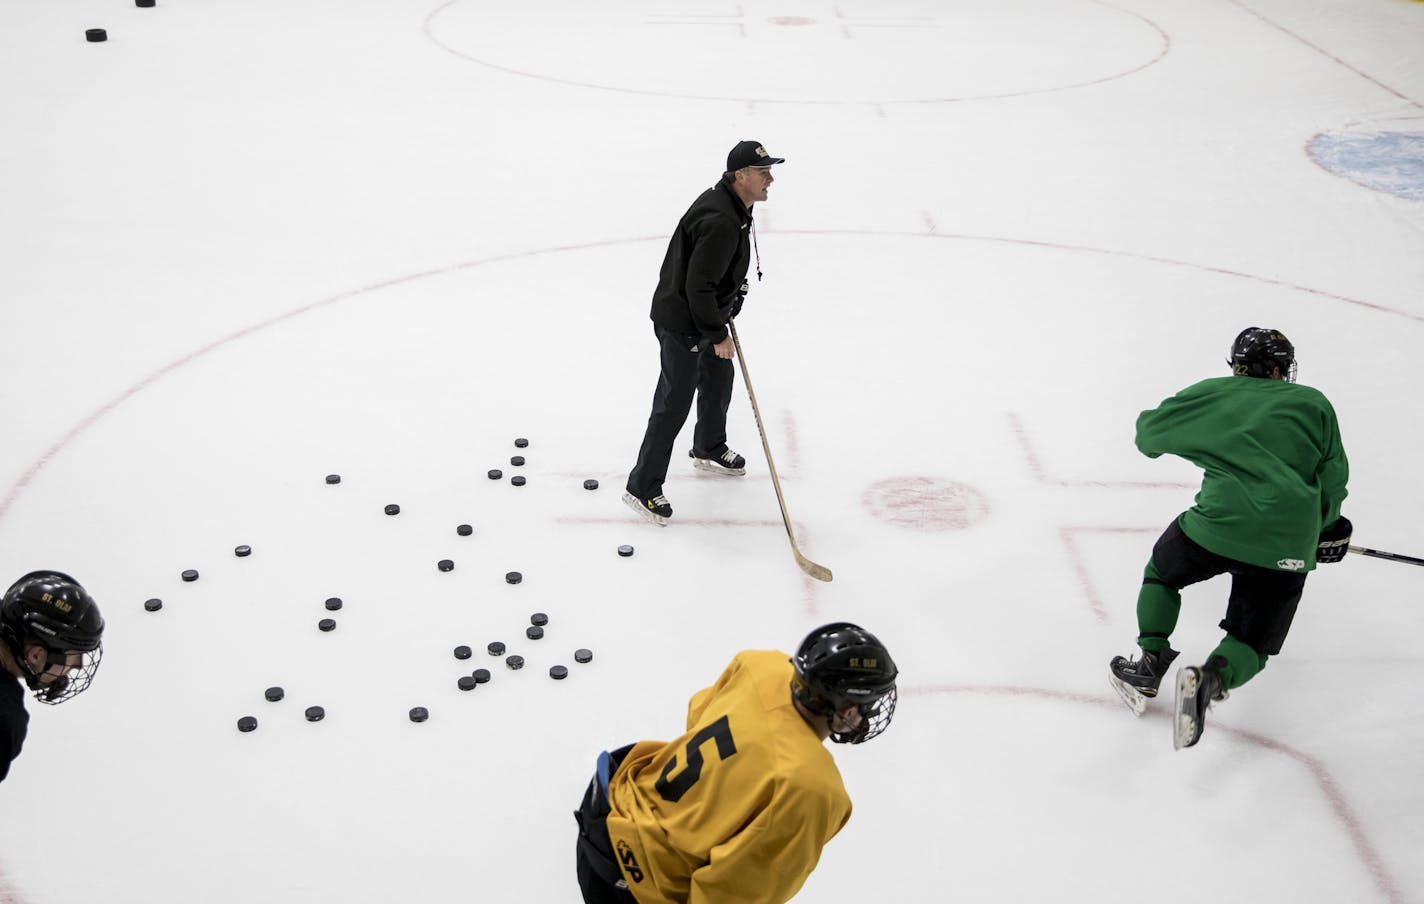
[1348,545,1424,567]
[727,321,832,582]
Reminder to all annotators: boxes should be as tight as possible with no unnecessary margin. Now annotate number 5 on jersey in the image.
[655,716,738,803]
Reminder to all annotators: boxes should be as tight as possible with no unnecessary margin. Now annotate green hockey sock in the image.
[1209,635,1267,690]
[1135,561,1181,653]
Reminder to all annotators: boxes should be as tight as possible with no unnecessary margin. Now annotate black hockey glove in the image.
[731,280,748,319]
[1316,516,1353,564]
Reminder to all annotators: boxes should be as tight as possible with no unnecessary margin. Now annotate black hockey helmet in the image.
[791,622,898,744]
[1228,327,1296,382]
[0,570,105,704]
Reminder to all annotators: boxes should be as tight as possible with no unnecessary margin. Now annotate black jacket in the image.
[0,671,28,783]
[649,177,752,346]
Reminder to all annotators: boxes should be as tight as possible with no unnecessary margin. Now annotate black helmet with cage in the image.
[1229,327,1297,383]
[0,571,104,704]
[791,622,898,744]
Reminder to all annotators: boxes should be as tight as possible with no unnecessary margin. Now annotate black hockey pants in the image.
[574,744,638,904]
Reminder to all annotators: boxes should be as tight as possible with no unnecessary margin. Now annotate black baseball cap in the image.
[727,141,785,172]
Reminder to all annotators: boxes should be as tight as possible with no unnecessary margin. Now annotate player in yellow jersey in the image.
[573,623,898,903]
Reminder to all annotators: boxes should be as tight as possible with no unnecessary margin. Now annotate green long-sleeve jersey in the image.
[1136,375,1349,572]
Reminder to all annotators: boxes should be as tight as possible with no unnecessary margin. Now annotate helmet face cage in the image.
[2,571,105,704]
[1229,327,1297,383]
[792,622,899,744]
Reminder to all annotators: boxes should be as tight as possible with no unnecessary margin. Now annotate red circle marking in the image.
[863,476,990,531]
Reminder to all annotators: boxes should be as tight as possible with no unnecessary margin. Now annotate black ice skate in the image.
[623,491,672,527]
[690,447,746,476]
[1108,647,1179,716]
[1173,657,1228,750]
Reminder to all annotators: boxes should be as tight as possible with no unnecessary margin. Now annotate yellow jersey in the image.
[604,650,852,904]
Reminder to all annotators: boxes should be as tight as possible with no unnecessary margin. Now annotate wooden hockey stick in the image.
[728,320,832,582]
[1348,545,1424,567]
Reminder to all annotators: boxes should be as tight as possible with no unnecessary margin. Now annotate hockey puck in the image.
[305,706,325,722]
[136,0,155,6]
[505,571,522,585]
[487,641,506,656]
[530,612,548,627]
[453,645,472,660]
[235,545,252,558]
[237,716,258,732]
[583,479,599,490]
[488,469,503,480]
[409,707,429,723]
[574,648,593,664]
[617,545,634,557]
[325,597,343,611]
[514,438,529,448]
[384,503,400,516]
[472,668,491,684]
[437,559,455,572]
[550,665,569,680]
[318,618,336,632]
[181,569,199,582]
[264,686,285,702]
[511,476,526,487]
[325,474,341,485]
[143,598,163,612]
[457,675,477,691]
[85,28,107,42]
[457,524,473,536]
[505,655,525,670]
[526,625,544,640]
[510,455,525,467]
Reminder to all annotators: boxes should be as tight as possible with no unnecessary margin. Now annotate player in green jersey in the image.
[1108,328,1352,749]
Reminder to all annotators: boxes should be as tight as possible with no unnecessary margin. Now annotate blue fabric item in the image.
[597,749,613,796]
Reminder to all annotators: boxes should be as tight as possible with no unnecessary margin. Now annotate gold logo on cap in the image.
[756,147,769,158]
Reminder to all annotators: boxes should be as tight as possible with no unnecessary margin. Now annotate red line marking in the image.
[1060,524,1158,622]
[422,0,1171,106]
[908,684,1407,904]
[0,865,30,904]
[1009,411,1196,489]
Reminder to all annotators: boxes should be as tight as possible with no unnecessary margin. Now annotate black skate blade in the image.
[1109,673,1149,717]
[690,457,746,477]
[621,492,669,527]
[1173,667,1203,750]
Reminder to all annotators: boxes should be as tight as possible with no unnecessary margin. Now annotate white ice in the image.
[1,1,1422,902]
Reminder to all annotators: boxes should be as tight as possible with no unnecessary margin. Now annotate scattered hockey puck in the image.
[409,707,429,723]
[456,524,473,536]
[583,479,599,490]
[488,469,503,480]
[530,612,548,627]
[305,706,325,722]
[505,655,525,670]
[181,569,199,582]
[514,438,529,448]
[318,618,336,632]
[234,545,252,558]
[487,641,506,656]
[510,455,525,467]
[454,645,472,660]
[85,28,107,42]
[550,665,569,680]
[526,625,544,640]
[136,0,155,6]
[143,598,163,612]
[574,648,593,664]
[511,476,526,487]
[472,668,491,684]
[384,503,401,516]
[617,545,634,557]
[457,675,477,691]
[438,559,455,572]
[325,474,341,485]
[264,686,285,702]
[237,716,258,732]
[505,571,522,585]
[325,597,343,611]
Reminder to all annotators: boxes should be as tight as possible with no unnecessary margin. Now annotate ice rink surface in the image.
[1,0,1422,901]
